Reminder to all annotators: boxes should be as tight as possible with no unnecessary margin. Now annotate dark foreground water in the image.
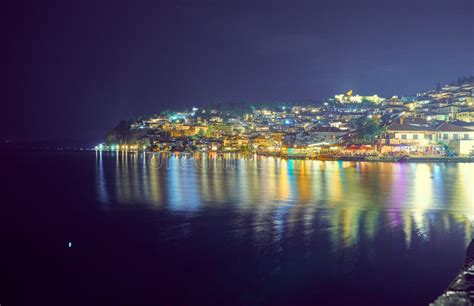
[2,152,474,305]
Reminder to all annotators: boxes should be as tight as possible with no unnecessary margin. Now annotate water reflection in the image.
[95,152,474,250]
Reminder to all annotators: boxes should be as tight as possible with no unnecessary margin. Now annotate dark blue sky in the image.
[3,0,473,143]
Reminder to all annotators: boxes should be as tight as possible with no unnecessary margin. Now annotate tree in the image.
[197,128,206,138]
[205,125,214,137]
[358,119,387,144]
[105,120,131,144]
[240,144,253,154]
[136,138,150,150]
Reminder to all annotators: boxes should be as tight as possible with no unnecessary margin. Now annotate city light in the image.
[94,77,474,159]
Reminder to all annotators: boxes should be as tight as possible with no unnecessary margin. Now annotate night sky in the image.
[3,0,473,143]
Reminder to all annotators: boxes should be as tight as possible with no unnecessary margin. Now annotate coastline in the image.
[143,151,474,163]
[276,155,474,163]
[431,239,474,305]
[5,148,474,163]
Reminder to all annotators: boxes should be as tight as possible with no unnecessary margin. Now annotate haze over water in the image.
[3,152,474,305]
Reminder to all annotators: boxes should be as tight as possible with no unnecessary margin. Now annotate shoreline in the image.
[275,155,474,163]
[4,149,474,163]
[145,151,474,163]
[432,239,474,305]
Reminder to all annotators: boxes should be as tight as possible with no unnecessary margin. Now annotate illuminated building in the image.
[335,90,384,104]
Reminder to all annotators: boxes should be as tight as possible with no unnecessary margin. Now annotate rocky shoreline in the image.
[431,240,474,305]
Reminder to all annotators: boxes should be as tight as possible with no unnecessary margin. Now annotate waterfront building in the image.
[306,126,349,144]
[435,122,474,143]
[382,118,439,155]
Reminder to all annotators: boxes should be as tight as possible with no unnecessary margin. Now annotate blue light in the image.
[68,242,72,248]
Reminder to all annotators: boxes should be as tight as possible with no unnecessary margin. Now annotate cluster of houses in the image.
[103,77,474,157]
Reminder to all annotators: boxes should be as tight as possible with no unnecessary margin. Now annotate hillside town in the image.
[101,76,474,160]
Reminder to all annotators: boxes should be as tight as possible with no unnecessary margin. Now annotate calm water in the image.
[2,152,474,305]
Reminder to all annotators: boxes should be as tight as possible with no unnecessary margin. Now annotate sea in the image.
[2,151,473,305]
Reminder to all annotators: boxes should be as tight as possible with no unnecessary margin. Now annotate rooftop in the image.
[435,122,473,132]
